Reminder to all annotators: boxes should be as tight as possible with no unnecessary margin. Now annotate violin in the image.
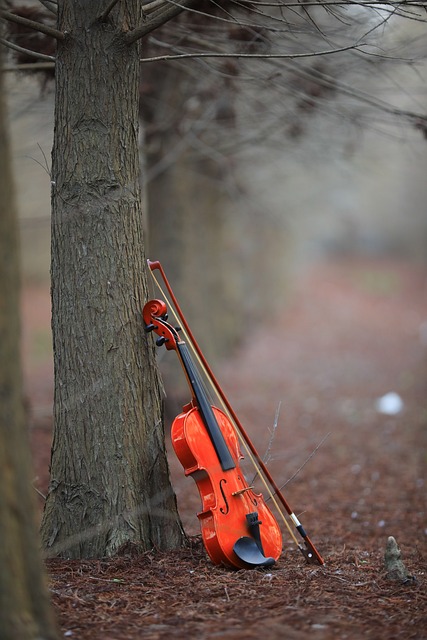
[143,260,324,569]
[143,298,282,569]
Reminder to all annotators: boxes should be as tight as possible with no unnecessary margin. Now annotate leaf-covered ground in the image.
[26,258,427,639]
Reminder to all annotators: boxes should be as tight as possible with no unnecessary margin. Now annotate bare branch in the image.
[0,36,55,62]
[248,402,282,486]
[123,0,199,44]
[276,56,427,126]
[37,0,57,14]
[140,42,369,62]
[0,9,65,41]
[232,0,427,22]
[235,0,427,7]
[32,483,47,501]
[98,0,122,22]
[264,401,281,466]
[281,433,331,489]
[2,61,55,72]
[142,0,168,12]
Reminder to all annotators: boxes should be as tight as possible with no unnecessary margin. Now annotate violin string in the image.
[147,268,300,548]
[148,270,234,413]
[148,269,218,405]
[148,268,203,368]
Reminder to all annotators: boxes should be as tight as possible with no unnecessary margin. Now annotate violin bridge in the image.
[232,486,255,497]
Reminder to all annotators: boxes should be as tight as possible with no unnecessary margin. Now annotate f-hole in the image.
[219,479,229,514]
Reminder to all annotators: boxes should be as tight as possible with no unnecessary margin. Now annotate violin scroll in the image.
[143,299,180,351]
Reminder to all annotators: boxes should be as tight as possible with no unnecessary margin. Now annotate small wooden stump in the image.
[384,536,415,584]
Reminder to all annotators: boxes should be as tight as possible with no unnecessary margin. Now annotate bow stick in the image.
[147,259,324,566]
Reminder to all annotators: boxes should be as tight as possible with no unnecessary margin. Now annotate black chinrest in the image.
[233,536,276,569]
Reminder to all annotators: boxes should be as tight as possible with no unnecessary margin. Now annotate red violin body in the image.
[171,404,282,569]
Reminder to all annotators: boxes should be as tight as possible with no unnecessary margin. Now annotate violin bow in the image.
[147,260,324,566]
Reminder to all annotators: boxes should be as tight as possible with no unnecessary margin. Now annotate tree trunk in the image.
[148,153,236,358]
[0,49,58,639]
[144,62,238,366]
[41,0,185,558]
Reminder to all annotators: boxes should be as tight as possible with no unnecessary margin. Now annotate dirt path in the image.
[25,258,427,639]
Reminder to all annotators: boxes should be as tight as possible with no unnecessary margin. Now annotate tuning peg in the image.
[156,337,168,347]
[175,326,182,332]
[145,323,156,333]
[161,313,169,321]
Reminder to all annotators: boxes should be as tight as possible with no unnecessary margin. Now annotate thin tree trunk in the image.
[144,62,238,364]
[41,0,184,558]
[0,48,58,639]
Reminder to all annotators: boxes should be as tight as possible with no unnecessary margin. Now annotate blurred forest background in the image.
[5,0,427,387]
[3,5,427,635]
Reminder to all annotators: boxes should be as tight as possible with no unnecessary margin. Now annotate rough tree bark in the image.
[0,47,58,639]
[40,0,185,558]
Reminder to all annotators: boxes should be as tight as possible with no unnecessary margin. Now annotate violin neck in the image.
[177,342,235,472]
